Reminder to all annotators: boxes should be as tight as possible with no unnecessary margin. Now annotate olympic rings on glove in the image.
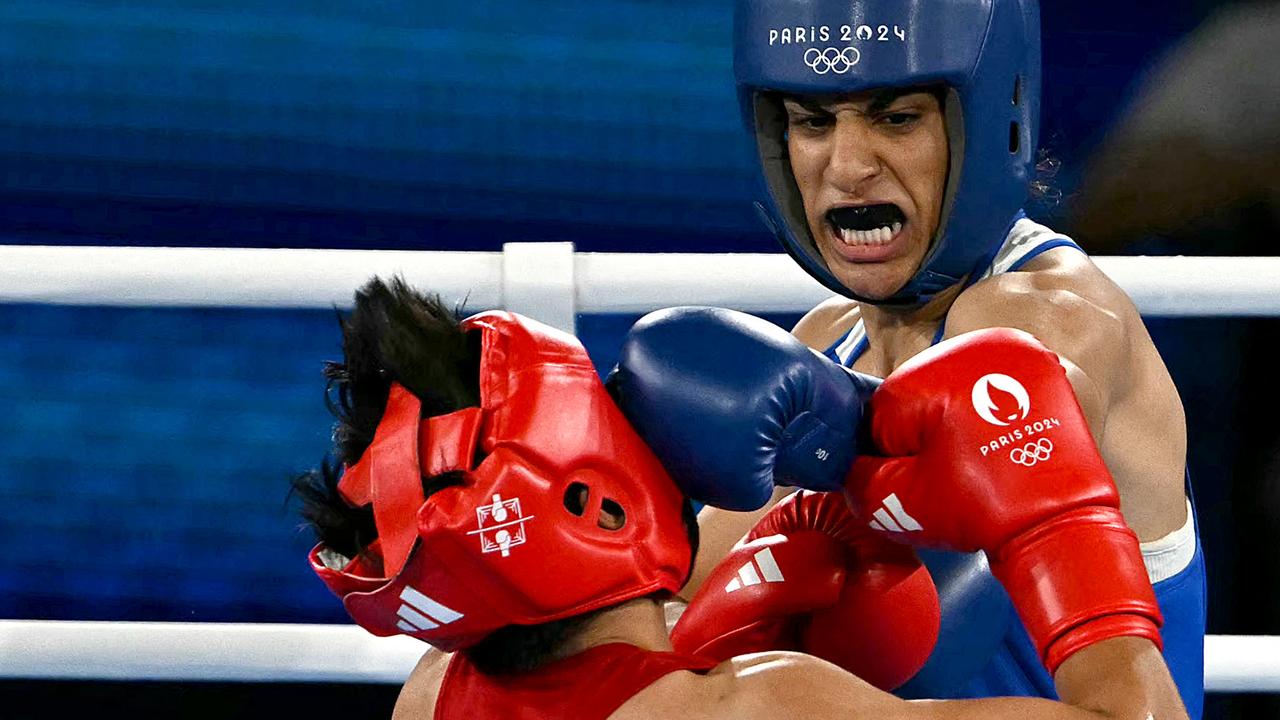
[803,47,861,75]
[1009,438,1054,467]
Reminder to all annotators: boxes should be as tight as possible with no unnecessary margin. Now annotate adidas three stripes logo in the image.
[395,586,465,633]
[867,493,923,533]
[724,546,786,593]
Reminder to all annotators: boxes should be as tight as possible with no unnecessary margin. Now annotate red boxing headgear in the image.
[309,311,692,651]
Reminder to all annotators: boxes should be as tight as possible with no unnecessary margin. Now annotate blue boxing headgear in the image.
[735,0,1041,306]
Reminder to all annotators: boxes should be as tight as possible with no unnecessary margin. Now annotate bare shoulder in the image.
[792,296,861,351]
[953,246,1188,539]
[946,247,1140,371]
[392,649,451,720]
[616,652,908,720]
[719,652,911,719]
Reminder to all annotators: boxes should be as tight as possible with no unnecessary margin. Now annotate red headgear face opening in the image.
[310,311,692,651]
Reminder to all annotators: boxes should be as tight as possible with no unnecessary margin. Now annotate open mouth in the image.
[826,204,906,246]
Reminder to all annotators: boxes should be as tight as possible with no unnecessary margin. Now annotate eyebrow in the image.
[781,86,935,115]
[867,87,918,114]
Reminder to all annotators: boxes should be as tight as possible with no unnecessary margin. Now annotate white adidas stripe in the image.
[868,493,923,533]
[402,586,463,623]
[394,586,464,633]
[397,605,439,632]
[754,546,785,582]
[725,547,786,593]
[882,494,922,530]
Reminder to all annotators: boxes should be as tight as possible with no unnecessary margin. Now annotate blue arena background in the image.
[2,2,1269,718]
[0,1,1204,253]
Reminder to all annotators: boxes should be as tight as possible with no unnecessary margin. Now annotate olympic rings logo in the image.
[1009,438,1053,467]
[803,47,861,75]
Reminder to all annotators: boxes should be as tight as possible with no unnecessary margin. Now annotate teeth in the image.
[837,224,901,246]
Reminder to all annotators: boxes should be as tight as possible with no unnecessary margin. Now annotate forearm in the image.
[908,647,1181,720]
[903,696,1131,720]
[889,637,1185,720]
[1053,636,1188,720]
[679,486,796,601]
[907,617,1184,720]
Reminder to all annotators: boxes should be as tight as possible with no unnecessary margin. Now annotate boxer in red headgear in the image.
[297,277,697,670]
[309,313,691,653]
[293,277,1183,720]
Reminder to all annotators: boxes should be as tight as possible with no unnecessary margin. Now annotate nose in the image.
[824,116,882,193]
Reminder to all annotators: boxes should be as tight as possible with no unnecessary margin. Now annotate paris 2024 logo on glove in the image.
[970,374,1060,466]
[970,373,1030,426]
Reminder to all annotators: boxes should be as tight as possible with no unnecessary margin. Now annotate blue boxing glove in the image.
[609,306,879,511]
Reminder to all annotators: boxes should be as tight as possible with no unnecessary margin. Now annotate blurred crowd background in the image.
[1,1,1276,717]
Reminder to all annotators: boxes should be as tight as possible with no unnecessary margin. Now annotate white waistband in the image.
[1141,499,1197,584]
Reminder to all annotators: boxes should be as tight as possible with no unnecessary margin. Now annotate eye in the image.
[879,112,920,128]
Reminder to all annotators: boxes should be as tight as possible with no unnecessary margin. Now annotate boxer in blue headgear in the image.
[676,0,1207,716]
[738,0,1039,306]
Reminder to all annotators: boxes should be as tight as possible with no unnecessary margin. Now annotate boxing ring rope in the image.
[0,620,1275,692]
[4,244,1280,331]
[4,242,1280,692]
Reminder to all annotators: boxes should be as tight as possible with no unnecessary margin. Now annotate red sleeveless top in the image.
[435,643,718,720]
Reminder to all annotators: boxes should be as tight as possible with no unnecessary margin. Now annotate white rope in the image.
[0,620,425,684]
[4,246,1280,322]
[1204,634,1280,693]
[3,245,1275,692]
[0,246,505,311]
[0,620,1275,692]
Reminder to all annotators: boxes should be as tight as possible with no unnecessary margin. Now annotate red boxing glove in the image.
[671,491,940,690]
[845,328,1162,672]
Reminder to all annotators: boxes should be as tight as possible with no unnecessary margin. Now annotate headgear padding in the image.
[311,311,691,651]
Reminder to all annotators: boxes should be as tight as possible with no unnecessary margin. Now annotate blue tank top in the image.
[822,216,1207,718]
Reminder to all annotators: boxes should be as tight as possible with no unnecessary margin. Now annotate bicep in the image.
[944,285,1129,443]
[1057,355,1107,443]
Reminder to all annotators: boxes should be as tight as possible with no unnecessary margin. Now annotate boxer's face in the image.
[783,88,948,301]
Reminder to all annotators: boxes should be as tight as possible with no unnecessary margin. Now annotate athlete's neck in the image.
[857,280,964,336]
[849,283,965,375]
[555,598,673,659]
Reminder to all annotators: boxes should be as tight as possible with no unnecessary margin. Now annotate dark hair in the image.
[290,276,477,560]
[1028,148,1063,214]
[290,276,699,676]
